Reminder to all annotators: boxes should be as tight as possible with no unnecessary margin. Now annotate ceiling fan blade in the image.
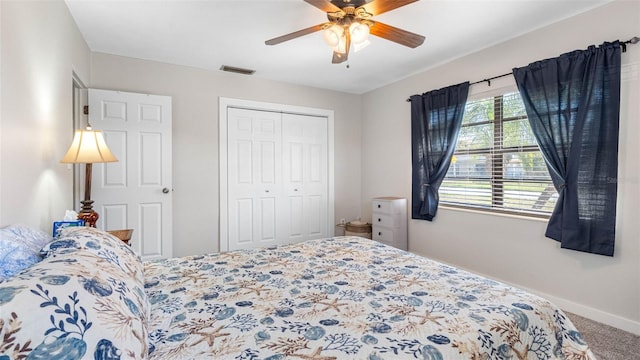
[265,24,326,45]
[369,21,425,48]
[304,0,342,13]
[363,0,419,16]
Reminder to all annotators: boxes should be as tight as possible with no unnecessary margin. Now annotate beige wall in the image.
[89,54,363,257]
[361,0,640,333]
[0,0,91,230]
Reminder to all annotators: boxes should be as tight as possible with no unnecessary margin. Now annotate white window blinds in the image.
[441,92,557,216]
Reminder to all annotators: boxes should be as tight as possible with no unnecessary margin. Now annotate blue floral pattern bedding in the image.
[0,227,149,360]
[144,237,595,359]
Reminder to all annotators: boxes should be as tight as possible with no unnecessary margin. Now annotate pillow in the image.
[1,224,52,253]
[0,227,149,359]
[0,224,52,281]
[0,240,41,281]
[41,226,136,261]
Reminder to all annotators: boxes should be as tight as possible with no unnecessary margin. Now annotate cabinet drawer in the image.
[372,200,392,214]
[372,213,398,228]
[373,227,394,244]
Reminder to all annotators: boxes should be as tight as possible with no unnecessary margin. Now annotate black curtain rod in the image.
[470,72,511,86]
[406,36,639,102]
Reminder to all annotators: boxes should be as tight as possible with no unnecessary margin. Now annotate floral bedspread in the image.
[143,237,595,360]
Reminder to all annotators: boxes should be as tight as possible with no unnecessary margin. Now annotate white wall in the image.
[0,1,91,230]
[89,54,363,257]
[361,0,640,334]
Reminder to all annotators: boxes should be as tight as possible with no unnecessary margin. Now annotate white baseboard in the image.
[426,257,640,335]
[527,289,640,336]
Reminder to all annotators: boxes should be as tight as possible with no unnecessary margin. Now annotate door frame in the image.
[219,97,335,252]
[71,72,88,211]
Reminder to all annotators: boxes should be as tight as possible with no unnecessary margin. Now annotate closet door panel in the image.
[287,196,304,237]
[307,195,323,236]
[282,113,328,243]
[235,198,253,246]
[227,108,283,250]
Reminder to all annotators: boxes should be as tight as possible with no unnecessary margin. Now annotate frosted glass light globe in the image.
[323,25,344,48]
[349,22,370,44]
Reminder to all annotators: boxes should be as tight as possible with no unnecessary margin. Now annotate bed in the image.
[0,227,595,359]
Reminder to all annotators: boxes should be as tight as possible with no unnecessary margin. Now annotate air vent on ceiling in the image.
[220,65,255,75]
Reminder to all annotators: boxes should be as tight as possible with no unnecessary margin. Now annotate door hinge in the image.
[83,105,89,115]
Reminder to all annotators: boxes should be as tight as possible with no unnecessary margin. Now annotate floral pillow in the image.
[1,224,52,253]
[0,227,149,359]
[0,240,40,281]
[0,224,52,281]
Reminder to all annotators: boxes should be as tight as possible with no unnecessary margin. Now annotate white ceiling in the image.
[65,0,612,94]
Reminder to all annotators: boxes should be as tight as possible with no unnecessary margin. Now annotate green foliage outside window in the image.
[441,92,557,216]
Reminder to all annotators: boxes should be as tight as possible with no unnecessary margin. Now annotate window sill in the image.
[439,204,550,223]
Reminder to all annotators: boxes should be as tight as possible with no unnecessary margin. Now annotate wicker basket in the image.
[107,229,133,242]
[344,221,372,239]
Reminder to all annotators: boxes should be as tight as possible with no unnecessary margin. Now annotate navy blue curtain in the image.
[411,82,470,221]
[513,41,621,256]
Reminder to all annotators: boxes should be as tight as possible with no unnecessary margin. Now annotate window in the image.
[440,91,557,217]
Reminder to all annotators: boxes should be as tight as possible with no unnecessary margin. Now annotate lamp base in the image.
[78,200,99,228]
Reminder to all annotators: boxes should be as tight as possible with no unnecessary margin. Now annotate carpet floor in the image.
[566,312,640,360]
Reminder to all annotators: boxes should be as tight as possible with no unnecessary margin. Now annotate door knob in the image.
[162,187,170,194]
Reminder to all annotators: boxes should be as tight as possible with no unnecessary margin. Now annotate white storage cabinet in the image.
[372,197,407,250]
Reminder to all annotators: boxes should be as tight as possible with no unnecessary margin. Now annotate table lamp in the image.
[60,125,118,227]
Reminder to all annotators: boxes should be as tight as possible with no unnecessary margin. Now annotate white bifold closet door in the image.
[281,112,329,243]
[226,107,328,251]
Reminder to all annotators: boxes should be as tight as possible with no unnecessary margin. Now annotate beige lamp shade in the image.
[60,127,118,164]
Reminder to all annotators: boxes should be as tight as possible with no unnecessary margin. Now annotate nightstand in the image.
[372,197,407,250]
[107,229,133,246]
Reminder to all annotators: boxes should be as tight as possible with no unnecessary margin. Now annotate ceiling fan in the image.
[265,0,425,64]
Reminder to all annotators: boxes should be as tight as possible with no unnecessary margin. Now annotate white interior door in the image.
[89,89,172,260]
[282,113,328,243]
[227,108,283,251]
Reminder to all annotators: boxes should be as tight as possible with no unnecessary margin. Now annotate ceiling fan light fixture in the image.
[322,24,344,48]
[334,31,348,53]
[349,22,370,44]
